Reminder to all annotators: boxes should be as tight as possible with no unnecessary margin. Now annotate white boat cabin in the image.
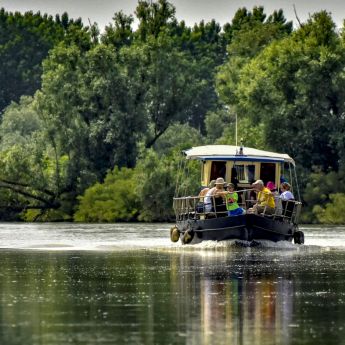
[184,145,296,191]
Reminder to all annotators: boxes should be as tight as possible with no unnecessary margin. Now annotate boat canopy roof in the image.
[184,145,295,165]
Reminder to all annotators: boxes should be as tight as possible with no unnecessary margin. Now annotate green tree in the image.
[101,11,134,48]
[0,96,41,149]
[302,170,345,223]
[37,41,146,179]
[218,11,345,171]
[152,123,204,155]
[135,0,177,41]
[135,149,199,221]
[313,193,345,224]
[0,9,86,112]
[74,167,139,222]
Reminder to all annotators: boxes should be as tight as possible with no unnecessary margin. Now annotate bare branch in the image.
[293,4,302,27]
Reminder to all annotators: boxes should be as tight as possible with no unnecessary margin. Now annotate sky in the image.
[0,0,344,30]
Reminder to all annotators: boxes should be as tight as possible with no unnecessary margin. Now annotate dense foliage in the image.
[0,1,344,223]
[0,9,87,112]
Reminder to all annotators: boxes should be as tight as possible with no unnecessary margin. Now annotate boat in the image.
[171,145,304,245]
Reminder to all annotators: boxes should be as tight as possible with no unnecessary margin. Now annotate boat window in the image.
[210,161,226,180]
[247,165,255,183]
[260,163,276,185]
[233,164,256,184]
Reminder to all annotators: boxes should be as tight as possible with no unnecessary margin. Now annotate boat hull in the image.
[178,215,247,244]
[176,214,296,245]
[246,214,294,242]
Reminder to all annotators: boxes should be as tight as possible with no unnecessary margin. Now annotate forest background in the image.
[0,0,345,224]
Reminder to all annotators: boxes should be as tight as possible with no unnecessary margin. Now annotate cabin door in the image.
[260,163,276,185]
[210,161,226,181]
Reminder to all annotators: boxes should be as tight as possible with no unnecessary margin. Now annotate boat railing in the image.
[173,195,226,221]
[173,189,252,221]
[173,190,301,225]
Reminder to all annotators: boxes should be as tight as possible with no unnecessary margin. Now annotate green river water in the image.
[0,223,344,345]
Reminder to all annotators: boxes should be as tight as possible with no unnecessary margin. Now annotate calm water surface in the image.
[0,223,345,345]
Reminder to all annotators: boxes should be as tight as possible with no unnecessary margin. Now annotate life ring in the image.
[170,226,180,242]
[293,230,304,244]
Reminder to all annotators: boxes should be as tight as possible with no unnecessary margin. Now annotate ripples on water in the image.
[0,223,344,251]
[0,223,345,345]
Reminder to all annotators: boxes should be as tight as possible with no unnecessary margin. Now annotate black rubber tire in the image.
[182,229,194,244]
[294,230,305,244]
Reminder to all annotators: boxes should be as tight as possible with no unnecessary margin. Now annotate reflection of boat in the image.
[171,250,295,345]
[171,145,304,245]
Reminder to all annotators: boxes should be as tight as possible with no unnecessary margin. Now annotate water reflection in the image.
[170,250,296,345]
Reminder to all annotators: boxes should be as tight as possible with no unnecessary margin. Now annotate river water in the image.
[0,223,344,345]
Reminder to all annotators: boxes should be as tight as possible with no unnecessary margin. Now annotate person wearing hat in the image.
[249,179,275,215]
[204,177,226,212]
[225,183,245,216]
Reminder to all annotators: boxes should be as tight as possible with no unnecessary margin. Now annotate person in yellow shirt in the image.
[250,179,275,215]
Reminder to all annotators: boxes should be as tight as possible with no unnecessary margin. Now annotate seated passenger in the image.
[248,179,275,215]
[225,183,245,216]
[204,177,226,212]
[280,182,294,201]
[267,181,282,215]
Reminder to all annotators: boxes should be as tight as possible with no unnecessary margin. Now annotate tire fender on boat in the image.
[170,225,180,242]
[293,230,305,244]
[182,222,195,244]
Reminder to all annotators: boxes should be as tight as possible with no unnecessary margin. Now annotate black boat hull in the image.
[177,214,296,245]
[246,214,294,242]
[178,215,248,244]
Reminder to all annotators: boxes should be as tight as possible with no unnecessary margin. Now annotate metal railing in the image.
[173,189,301,225]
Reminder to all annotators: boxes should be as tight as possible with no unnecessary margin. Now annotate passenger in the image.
[248,179,275,215]
[204,177,226,212]
[225,183,245,216]
[267,181,282,215]
[196,180,216,213]
[280,182,294,201]
[198,180,216,200]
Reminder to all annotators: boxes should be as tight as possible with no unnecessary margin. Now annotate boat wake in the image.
[170,239,298,250]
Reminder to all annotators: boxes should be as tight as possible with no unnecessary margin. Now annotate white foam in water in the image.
[251,240,297,249]
[0,223,344,252]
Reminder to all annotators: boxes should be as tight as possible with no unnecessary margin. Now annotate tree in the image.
[74,167,139,222]
[135,0,177,41]
[313,193,345,224]
[152,123,204,155]
[135,149,199,221]
[222,6,292,48]
[217,7,293,142]
[302,170,345,223]
[222,11,345,171]
[0,96,71,219]
[101,11,134,48]
[0,9,85,113]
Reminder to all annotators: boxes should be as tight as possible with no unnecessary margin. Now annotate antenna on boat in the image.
[235,112,238,147]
